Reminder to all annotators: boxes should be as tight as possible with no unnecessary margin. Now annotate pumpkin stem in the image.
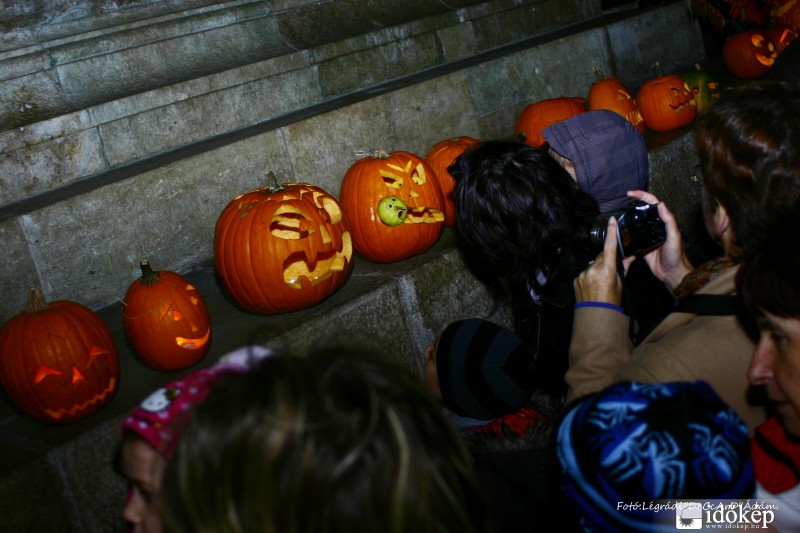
[264,171,286,193]
[592,66,606,81]
[27,288,49,313]
[694,63,702,71]
[353,148,390,160]
[139,259,161,285]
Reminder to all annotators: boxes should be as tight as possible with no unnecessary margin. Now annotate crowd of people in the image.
[116,79,800,532]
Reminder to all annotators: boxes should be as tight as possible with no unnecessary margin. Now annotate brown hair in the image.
[694,81,800,259]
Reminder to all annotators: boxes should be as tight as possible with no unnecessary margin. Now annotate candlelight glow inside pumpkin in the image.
[0,289,120,424]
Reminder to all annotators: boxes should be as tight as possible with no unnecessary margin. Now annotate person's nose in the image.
[748,334,775,386]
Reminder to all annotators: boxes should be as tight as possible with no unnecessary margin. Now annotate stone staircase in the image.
[0,1,716,530]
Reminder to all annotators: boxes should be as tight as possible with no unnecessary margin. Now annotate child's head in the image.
[160,347,492,533]
[424,318,537,420]
[117,345,271,532]
[557,380,754,532]
[542,109,649,213]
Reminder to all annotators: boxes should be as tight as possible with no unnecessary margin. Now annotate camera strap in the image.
[672,294,737,316]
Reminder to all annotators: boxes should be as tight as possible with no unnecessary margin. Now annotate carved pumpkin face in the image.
[766,24,798,55]
[0,289,120,424]
[424,136,480,228]
[588,77,646,134]
[215,180,353,315]
[636,73,697,132]
[722,29,777,79]
[515,97,587,147]
[124,260,212,371]
[339,150,445,263]
[682,64,719,115]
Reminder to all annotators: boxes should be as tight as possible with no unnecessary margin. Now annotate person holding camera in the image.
[565,81,800,432]
[449,111,668,401]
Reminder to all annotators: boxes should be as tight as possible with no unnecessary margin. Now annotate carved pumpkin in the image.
[214,175,354,315]
[765,24,798,55]
[722,29,777,79]
[0,289,120,424]
[682,64,720,114]
[514,97,587,147]
[339,149,445,263]
[424,136,480,228]
[636,63,697,132]
[588,70,645,134]
[123,260,211,371]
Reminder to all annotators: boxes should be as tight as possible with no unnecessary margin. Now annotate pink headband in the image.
[120,345,272,459]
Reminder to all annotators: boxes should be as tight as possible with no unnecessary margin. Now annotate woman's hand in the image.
[574,216,624,306]
[627,190,694,291]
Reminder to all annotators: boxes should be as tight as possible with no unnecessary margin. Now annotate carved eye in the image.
[34,366,62,384]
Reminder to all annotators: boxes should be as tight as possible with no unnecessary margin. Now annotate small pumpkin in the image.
[765,24,798,55]
[636,62,697,132]
[339,149,445,263]
[514,97,586,147]
[424,136,480,228]
[0,289,120,424]
[214,174,354,315]
[123,260,212,371]
[682,64,720,114]
[722,29,777,79]
[588,69,646,134]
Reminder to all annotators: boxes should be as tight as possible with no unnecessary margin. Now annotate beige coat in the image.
[566,265,766,431]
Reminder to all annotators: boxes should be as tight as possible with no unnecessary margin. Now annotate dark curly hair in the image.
[448,140,599,287]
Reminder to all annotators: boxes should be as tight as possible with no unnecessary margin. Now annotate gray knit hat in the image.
[436,319,536,420]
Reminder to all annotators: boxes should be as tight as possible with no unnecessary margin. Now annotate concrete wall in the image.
[0,1,709,531]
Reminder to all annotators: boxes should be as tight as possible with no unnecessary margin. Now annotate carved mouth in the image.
[404,207,444,224]
[283,232,353,288]
[43,377,117,421]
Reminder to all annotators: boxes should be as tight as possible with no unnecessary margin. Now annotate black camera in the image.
[590,201,667,258]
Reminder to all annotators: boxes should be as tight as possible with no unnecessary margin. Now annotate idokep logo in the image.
[675,502,703,529]
[674,500,778,529]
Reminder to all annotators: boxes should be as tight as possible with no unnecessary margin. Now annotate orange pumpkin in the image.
[123,260,212,371]
[765,24,798,55]
[588,71,645,134]
[339,149,445,263]
[0,289,120,424]
[636,63,697,132]
[214,176,354,314]
[722,29,777,79]
[424,136,480,228]
[514,97,587,147]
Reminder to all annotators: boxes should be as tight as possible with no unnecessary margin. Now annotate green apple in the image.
[377,196,408,226]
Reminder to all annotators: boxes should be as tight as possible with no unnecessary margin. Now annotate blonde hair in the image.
[161,347,491,533]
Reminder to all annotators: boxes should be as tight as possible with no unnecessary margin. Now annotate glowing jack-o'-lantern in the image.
[722,29,777,79]
[766,24,798,55]
[588,70,646,134]
[123,260,212,371]
[424,136,480,228]
[215,175,354,315]
[636,62,697,132]
[682,64,720,114]
[514,97,587,147]
[0,289,120,424]
[339,149,445,263]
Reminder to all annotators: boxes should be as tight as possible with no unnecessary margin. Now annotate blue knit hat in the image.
[436,318,536,420]
[557,380,754,532]
[542,109,648,213]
